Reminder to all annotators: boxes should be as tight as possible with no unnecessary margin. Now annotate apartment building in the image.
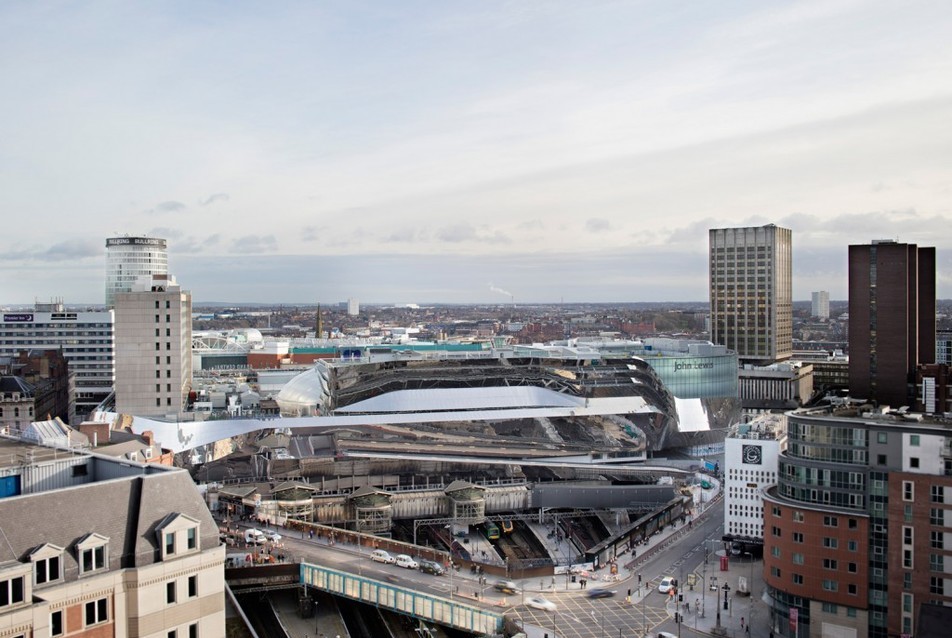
[0,435,225,637]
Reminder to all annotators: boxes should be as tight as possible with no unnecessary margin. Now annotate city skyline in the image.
[2,1,951,304]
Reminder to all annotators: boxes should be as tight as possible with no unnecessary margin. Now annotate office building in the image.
[114,274,192,416]
[762,404,952,638]
[938,331,952,366]
[811,291,830,319]
[738,361,814,417]
[709,224,793,365]
[848,240,936,407]
[0,349,73,429]
[347,298,359,316]
[723,413,786,542]
[0,434,225,636]
[105,235,168,308]
[0,302,113,422]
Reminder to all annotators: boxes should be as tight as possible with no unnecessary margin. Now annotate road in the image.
[244,509,725,638]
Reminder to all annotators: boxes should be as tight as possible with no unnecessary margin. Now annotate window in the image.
[72,464,88,477]
[165,532,175,555]
[932,530,944,549]
[824,558,839,570]
[931,554,945,572]
[155,314,160,323]
[848,518,858,529]
[848,540,858,551]
[904,571,912,590]
[877,454,887,465]
[932,508,944,525]
[848,584,857,595]
[931,576,945,595]
[822,579,838,592]
[34,555,61,585]
[0,575,25,608]
[771,566,781,578]
[877,432,888,444]
[903,593,913,612]
[848,562,857,573]
[189,624,198,638]
[188,575,197,597]
[773,506,781,517]
[793,532,804,543]
[772,526,781,537]
[167,581,176,604]
[823,537,838,549]
[84,598,108,626]
[911,435,921,446]
[187,528,197,550]
[847,608,857,618]
[824,515,839,527]
[903,549,913,569]
[903,481,914,501]
[166,300,170,309]
[169,631,177,638]
[822,602,838,613]
[80,546,106,574]
[155,300,160,309]
[793,511,804,522]
[911,457,920,469]
[793,573,803,585]
[771,546,781,558]
[904,526,914,545]
[933,485,945,503]
[51,609,64,636]
[793,553,804,565]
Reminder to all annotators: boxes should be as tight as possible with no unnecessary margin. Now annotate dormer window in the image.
[156,513,201,560]
[0,564,30,610]
[76,534,109,576]
[30,544,64,586]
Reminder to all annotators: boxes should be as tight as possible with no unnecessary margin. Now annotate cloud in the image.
[198,193,230,206]
[301,226,323,242]
[230,235,278,253]
[436,223,511,244]
[384,228,422,243]
[585,218,612,232]
[0,240,101,262]
[146,201,186,215]
[175,234,222,253]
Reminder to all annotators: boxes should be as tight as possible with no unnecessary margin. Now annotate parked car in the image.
[525,595,556,611]
[263,530,282,542]
[493,579,521,594]
[586,588,616,599]
[244,529,266,545]
[418,560,446,575]
[395,554,419,569]
[370,549,396,564]
[658,576,676,594]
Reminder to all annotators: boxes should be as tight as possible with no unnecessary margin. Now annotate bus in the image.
[483,522,500,540]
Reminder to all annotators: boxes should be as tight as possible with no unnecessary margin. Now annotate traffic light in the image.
[678,593,683,602]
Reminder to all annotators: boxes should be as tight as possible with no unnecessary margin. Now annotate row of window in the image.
[770,507,859,529]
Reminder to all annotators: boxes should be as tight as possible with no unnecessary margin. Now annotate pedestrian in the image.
[637,573,642,584]
[626,588,631,603]
[696,598,699,613]
[741,617,745,630]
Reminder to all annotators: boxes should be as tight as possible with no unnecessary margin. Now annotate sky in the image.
[2,0,951,306]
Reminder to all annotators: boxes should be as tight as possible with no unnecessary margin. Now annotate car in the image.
[418,560,446,575]
[586,588,616,599]
[493,579,521,594]
[525,595,556,611]
[395,554,419,569]
[370,549,396,564]
[243,529,266,544]
[658,576,676,594]
[263,530,282,542]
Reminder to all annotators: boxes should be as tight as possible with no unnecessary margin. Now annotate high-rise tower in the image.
[114,274,192,416]
[848,240,935,407]
[709,224,793,364]
[105,235,168,308]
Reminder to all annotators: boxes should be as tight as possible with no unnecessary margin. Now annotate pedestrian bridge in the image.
[301,562,503,635]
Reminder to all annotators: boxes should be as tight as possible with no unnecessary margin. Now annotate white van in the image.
[244,529,266,544]
[395,554,418,569]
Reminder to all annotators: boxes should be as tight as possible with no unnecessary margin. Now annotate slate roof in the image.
[0,375,34,395]
[0,467,218,573]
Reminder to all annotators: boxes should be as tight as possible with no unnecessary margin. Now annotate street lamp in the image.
[743,552,755,634]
